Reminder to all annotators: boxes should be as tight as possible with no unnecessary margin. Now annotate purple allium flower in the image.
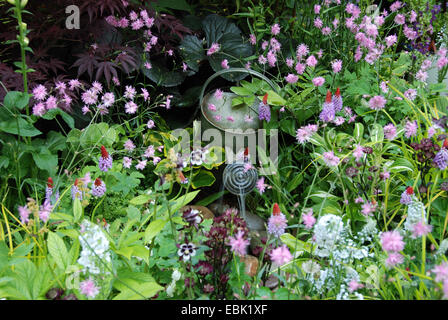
[79,279,100,299]
[270,244,292,266]
[227,230,250,256]
[434,148,448,170]
[322,151,339,167]
[383,123,397,140]
[312,77,325,87]
[381,230,405,252]
[368,95,387,110]
[404,120,418,138]
[99,146,113,172]
[91,178,106,197]
[19,205,31,224]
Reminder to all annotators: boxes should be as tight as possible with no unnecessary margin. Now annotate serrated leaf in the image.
[47,232,69,272]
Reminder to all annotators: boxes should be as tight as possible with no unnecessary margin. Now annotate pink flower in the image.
[285,74,298,84]
[385,252,404,268]
[18,205,30,224]
[256,177,267,194]
[270,245,292,266]
[437,56,448,70]
[322,151,339,167]
[380,230,404,252]
[314,4,321,14]
[361,201,377,216]
[368,95,387,110]
[221,59,229,69]
[385,35,397,47]
[353,144,364,161]
[79,279,99,298]
[32,84,47,101]
[123,139,135,151]
[331,59,342,73]
[394,14,405,25]
[296,43,309,58]
[286,58,294,68]
[267,50,277,67]
[312,77,325,87]
[354,197,364,204]
[404,89,417,101]
[322,27,331,35]
[135,159,147,170]
[383,123,397,140]
[144,62,152,70]
[380,81,389,93]
[214,89,223,100]
[416,70,428,82]
[432,262,448,282]
[314,17,323,29]
[404,120,418,138]
[208,103,217,112]
[390,1,402,12]
[295,63,306,75]
[271,23,280,35]
[32,102,46,116]
[124,85,136,100]
[45,96,58,110]
[296,124,318,144]
[147,120,155,129]
[258,55,267,65]
[228,230,250,257]
[302,210,316,229]
[348,279,364,293]
[249,34,256,45]
[207,43,220,56]
[125,101,138,114]
[123,157,132,169]
[411,221,432,238]
[306,55,318,67]
[226,116,234,122]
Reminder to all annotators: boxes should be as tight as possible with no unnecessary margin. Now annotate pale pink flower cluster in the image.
[380,230,405,268]
[296,124,318,144]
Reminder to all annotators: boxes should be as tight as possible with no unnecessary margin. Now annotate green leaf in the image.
[196,190,226,206]
[129,194,152,206]
[141,59,186,87]
[3,91,30,110]
[354,122,364,141]
[370,123,384,144]
[31,148,58,174]
[389,158,415,173]
[265,90,286,106]
[179,35,205,72]
[73,198,83,222]
[230,86,252,96]
[41,108,75,129]
[191,170,216,189]
[280,233,312,254]
[47,232,69,272]
[0,117,41,137]
[144,219,167,243]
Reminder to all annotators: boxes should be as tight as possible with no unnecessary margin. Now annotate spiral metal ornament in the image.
[223,163,258,195]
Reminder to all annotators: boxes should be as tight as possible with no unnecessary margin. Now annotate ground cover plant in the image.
[0,0,448,301]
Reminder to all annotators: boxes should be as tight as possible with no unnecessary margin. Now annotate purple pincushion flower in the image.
[434,147,448,170]
[267,204,288,237]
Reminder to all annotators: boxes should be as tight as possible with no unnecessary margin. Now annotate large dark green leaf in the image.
[179,35,205,72]
[41,108,75,129]
[3,91,31,110]
[141,60,186,87]
[32,148,58,175]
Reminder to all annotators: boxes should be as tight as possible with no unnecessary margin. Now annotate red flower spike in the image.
[74,178,79,187]
[263,93,268,105]
[100,146,109,158]
[443,139,448,149]
[406,186,414,195]
[47,177,53,188]
[335,87,341,97]
[325,90,332,103]
[273,203,281,216]
[94,178,102,186]
[244,147,249,157]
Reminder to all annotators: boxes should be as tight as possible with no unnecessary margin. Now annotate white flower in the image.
[172,269,182,281]
[313,214,344,257]
[78,220,111,275]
